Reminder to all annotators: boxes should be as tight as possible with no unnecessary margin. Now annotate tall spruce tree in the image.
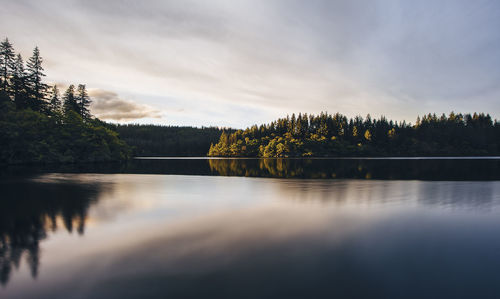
[26,46,48,112]
[76,84,91,120]
[49,85,61,114]
[0,38,15,93]
[63,84,79,115]
[12,54,28,109]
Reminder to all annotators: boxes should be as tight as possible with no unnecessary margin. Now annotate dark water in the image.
[1,158,500,298]
[4,157,500,180]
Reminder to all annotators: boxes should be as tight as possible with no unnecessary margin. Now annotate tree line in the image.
[208,112,500,157]
[115,124,232,156]
[0,38,130,164]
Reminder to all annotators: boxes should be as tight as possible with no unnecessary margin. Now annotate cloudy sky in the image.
[1,0,499,127]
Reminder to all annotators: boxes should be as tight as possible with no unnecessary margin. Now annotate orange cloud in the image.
[89,89,162,121]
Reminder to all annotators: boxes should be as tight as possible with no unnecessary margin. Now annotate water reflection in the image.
[4,158,500,180]
[0,177,103,285]
[273,180,498,210]
[1,171,500,298]
[417,181,495,209]
[207,158,500,180]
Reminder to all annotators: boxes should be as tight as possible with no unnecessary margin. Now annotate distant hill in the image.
[116,124,233,157]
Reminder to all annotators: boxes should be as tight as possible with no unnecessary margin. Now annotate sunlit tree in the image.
[364,129,372,141]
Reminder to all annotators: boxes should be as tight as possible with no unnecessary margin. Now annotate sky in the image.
[1,0,499,128]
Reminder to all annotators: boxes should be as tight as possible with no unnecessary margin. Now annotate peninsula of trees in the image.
[208,112,500,157]
[0,38,130,164]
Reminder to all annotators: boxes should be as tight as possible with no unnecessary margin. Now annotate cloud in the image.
[89,89,162,121]
[1,0,499,127]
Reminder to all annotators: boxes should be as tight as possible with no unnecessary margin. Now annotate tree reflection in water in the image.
[207,158,500,180]
[4,158,500,180]
[0,178,102,285]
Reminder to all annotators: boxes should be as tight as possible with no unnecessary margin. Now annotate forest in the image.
[115,124,230,156]
[208,112,500,157]
[0,38,130,164]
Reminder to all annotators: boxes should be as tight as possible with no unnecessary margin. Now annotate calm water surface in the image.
[2,158,500,298]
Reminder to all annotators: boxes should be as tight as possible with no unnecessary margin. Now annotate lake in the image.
[2,158,500,298]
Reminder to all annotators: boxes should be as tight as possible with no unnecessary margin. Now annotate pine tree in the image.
[26,46,48,112]
[63,85,79,115]
[12,54,29,109]
[76,84,91,121]
[0,38,15,93]
[49,85,61,113]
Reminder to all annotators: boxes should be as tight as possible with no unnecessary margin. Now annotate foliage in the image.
[0,38,131,164]
[208,112,500,157]
[0,103,130,164]
[115,124,232,156]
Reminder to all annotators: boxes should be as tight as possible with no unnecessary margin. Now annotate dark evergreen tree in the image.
[0,90,11,108]
[76,84,91,121]
[0,38,15,93]
[26,46,48,112]
[63,85,79,114]
[0,38,131,164]
[12,54,29,110]
[48,85,61,114]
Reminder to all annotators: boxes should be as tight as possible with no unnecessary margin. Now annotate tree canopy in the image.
[0,38,130,164]
[208,112,500,157]
[115,124,231,157]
